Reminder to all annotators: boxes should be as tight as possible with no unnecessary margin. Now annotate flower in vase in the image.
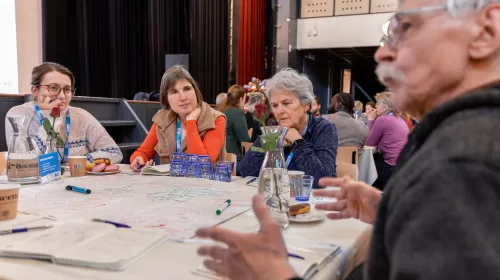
[43,108,64,147]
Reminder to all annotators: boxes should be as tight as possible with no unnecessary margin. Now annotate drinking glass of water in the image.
[170,152,186,177]
[198,155,213,179]
[293,175,314,201]
[214,162,231,182]
[184,154,199,178]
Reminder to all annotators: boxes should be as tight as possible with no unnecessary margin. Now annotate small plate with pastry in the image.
[85,158,121,175]
[288,203,325,223]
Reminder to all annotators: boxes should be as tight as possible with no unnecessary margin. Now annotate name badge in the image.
[38,152,61,184]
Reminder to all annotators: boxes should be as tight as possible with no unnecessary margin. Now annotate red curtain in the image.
[238,0,266,85]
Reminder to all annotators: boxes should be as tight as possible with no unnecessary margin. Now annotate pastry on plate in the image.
[85,162,95,172]
[289,203,310,216]
[93,158,111,165]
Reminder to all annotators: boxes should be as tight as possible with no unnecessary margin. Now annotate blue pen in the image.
[0,225,53,235]
[93,218,131,228]
[246,177,257,185]
[137,164,145,169]
[288,253,305,260]
[66,185,91,194]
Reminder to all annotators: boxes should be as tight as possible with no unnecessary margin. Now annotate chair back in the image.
[241,142,253,155]
[0,152,7,176]
[224,153,237,176]
[337,146,358,165]
[336,162,359,180]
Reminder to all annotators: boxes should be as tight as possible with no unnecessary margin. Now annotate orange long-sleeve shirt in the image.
[130,116,226,164]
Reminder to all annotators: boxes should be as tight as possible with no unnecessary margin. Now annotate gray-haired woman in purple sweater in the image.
[240,68,338,188]
[367,92,409,189]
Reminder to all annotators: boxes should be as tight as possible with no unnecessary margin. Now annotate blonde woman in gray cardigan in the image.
[5,62,122,164]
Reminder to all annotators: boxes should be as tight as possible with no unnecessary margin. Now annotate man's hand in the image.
[196,194,297,280]
[313,177,382,224]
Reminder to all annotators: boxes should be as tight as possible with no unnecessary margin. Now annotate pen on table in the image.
[170,239,305,259]
[93,218,131,228]
[216,199,231,215]
[66,185,91,194]
[246,177,257,185]
[0,225,53,235]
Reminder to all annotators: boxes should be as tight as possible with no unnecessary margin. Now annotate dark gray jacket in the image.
[367,86,500,279]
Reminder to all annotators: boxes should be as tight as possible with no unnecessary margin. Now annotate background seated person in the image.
[239,68,337,188]
[323,92,368,149]
[5,62,122,164]
[218,85,250,157]
[366,92,408,190]
[130,65,226,171]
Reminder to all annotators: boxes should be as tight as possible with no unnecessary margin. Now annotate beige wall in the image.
[15,0,43,94]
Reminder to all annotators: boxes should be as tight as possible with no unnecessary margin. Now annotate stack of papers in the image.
[192,234,340,280]
[140,164,170,176]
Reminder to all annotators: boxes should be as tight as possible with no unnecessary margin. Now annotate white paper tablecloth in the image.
[0,170,369,280]
[358,147,378,185]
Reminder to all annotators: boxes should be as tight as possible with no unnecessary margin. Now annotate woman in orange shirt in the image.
[130,66,227,171]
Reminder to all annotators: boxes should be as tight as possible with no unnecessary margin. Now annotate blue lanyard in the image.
[34,105,71,163]
[176,118,182,152]
[285,116,310,168]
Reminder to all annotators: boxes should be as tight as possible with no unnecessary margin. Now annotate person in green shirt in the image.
[218,85,250,156]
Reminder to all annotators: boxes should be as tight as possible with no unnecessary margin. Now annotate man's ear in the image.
[469,4,500,59]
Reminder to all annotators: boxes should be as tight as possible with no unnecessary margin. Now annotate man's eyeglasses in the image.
[380,5,447,48]
[380,0,484,48]
[35,85,76,96]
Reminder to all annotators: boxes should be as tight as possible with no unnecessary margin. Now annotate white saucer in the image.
[86,170,121,176]
[289,211,325,223]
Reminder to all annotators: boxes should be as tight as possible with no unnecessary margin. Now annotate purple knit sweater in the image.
[366,115,409,166]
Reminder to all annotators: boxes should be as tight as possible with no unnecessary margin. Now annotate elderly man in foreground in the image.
[195,0,500,278]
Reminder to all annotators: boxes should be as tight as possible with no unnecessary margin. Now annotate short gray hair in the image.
[265,68,315,107]
[215,92,227,105]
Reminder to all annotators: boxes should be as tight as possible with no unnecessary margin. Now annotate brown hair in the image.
[31,62,75,87]
[160,65,203,110]
[217,84,246,112]
[366,101,376,109]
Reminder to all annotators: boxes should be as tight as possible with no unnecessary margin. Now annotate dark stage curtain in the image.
[42,0,228,102]
[237,0,266,84]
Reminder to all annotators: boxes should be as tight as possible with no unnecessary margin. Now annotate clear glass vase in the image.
[7,116,40,183]
[45,138,57,154]
[257,126,290,229]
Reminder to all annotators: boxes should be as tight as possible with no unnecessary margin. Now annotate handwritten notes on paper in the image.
[18,175,253,238]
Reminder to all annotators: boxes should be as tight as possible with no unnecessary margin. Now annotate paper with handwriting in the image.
[18,175,253,238]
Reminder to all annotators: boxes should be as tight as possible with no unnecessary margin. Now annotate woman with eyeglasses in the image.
[5,62,123,164]
[129,65,227,171]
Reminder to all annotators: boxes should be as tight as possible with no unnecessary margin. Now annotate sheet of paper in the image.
[18,175,253,238]
[3,221,113,255]
[141,164,170,175]
[62,227,167,266]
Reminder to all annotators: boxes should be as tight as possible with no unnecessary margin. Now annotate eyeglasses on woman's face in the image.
[35,84,76,96]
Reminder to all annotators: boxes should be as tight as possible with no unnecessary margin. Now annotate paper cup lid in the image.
[0,184,20,190]
[288,171,305,175]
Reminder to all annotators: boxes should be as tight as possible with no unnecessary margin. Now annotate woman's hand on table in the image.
[196,194,297,280]
[130,156,152,172]
[313,176,382,225]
